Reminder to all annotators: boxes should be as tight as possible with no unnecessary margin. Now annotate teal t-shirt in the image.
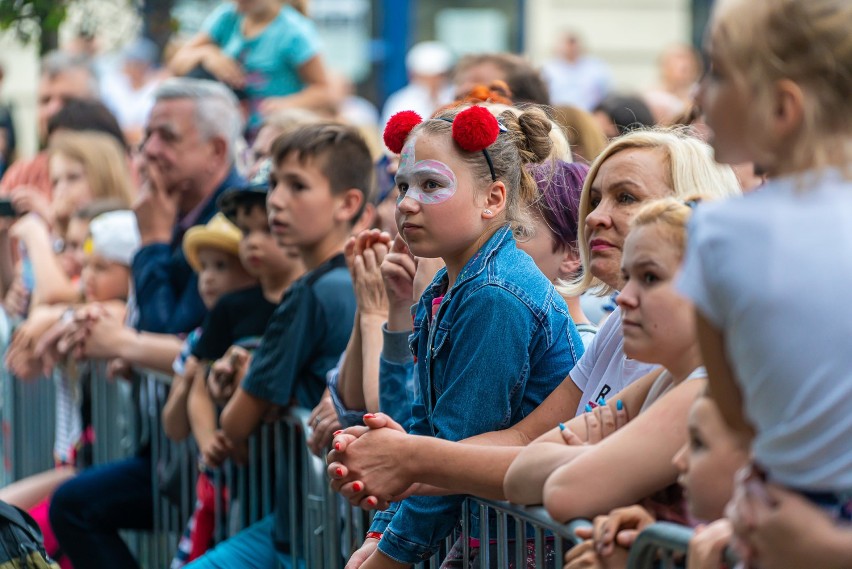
[203,2,320,129]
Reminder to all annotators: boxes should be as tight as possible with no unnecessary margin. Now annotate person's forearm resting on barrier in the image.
[327,373,588,505]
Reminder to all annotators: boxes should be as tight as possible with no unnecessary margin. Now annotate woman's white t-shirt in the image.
[678,169,852,491]
[570,306,658,417]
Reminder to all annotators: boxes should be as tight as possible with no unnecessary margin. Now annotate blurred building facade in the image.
[0,0,709,158]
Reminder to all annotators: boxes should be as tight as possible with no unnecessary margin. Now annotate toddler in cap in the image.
[82,210,141,303]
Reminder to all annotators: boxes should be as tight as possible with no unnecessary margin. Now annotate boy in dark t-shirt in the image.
[185,124,372,569]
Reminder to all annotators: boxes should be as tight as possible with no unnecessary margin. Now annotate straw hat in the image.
[182,213,243,272]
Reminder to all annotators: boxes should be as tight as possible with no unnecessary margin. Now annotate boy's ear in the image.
[481,181,507,219]
[334,188,365,224]
[557,248,581,281]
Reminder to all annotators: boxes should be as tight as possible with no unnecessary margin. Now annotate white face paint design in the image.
[394,138,457,205]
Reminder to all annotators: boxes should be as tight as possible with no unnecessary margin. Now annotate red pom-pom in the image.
[451,106,499,152]
[383,111,423,154]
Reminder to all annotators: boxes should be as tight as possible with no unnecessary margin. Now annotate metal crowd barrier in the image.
[627,522,692,569]
[462,498,591,569]
[627,522,739,569]
[0,326,619,569]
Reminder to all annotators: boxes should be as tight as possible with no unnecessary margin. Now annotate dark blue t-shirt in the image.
[239,253,355,550]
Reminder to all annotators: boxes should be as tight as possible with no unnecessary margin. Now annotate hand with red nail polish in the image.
[326,413,416,508]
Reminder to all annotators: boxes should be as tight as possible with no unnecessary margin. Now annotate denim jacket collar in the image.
[423,224,513,307]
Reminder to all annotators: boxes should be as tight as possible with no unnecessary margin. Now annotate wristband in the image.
[365,531,383,541]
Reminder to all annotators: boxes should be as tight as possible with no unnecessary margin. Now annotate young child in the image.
[169,173,306,567]
[676,0,852,551]
[164,212,257,401]
[339,104,582,568]
[184,122,369,569]
[563,394,749,569]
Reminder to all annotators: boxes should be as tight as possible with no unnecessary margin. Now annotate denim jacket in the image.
[370,225,584,563]
[327,324,419,430]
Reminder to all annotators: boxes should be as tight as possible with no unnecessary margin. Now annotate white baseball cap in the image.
[87,210,141,267]
[406,41,454,76]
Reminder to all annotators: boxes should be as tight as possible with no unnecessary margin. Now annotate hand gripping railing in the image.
[626,521,693,569]
[627,521,740,569]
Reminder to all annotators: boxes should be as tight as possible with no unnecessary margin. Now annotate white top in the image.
[678,169,852,491]
[53,371,82,464]
[100,71,159,133]
[639,367,707,414]
[541,56,612,111]
[575,322,599,350]
[380,83,455,133]
[570,306,657,416]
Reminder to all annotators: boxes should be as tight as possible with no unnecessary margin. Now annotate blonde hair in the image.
[710,0,852,175]
[414,104,553,237]
[630,197,698,259]
[552,105,608,164]
[48,131,135,207]
[564,128,740,297]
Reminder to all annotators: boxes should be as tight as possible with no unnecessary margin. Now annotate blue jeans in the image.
[185,514,300,569]
[49,454,154,569]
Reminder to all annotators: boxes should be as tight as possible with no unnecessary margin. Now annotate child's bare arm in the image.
[337,315,365,410]
[220,387,271,444]
[542,379,705,521]
[162,356,197,441]
[696,311,754,439]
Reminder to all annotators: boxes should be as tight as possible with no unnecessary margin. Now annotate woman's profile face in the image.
[615,223,695,366]
[584,148,672,290]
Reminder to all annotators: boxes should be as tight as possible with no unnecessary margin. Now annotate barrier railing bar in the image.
[626,522,692,569]
[478,501,489,568]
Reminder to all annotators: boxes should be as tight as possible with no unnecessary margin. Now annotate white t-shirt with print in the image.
[678,169,852,491]
[570,306,657,417]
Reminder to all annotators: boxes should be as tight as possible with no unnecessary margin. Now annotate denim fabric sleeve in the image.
[379,325,416,430]
[378,286,542,563]
[327,356,366,428]
[367,501,400,535]
[131,243,206,334]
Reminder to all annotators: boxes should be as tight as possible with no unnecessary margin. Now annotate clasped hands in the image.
[326,413,417,510]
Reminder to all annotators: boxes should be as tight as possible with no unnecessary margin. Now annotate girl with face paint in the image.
[337,105,586,569]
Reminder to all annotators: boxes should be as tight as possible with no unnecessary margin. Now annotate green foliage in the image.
[0,0,69,46]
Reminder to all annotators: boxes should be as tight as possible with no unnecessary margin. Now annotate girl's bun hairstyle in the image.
[499,107,554,206]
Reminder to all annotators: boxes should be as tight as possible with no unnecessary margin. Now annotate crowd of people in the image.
[0,0,850,568]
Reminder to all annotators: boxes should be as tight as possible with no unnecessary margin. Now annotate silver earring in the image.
[484,209,492,215]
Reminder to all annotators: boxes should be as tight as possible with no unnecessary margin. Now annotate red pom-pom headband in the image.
[383,106,506,181]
